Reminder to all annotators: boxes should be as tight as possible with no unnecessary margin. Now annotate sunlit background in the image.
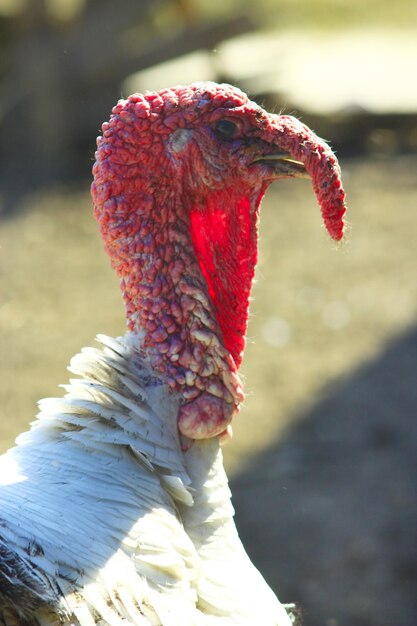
[0,2,416,625]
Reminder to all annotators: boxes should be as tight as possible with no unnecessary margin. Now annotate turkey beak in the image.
[252,151,309,178]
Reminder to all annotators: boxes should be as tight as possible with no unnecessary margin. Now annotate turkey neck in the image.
[92,179,247,440]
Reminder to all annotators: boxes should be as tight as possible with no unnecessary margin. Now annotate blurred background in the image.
[0,1,416,625]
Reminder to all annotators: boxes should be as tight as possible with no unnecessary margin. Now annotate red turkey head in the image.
[92,82,346,441]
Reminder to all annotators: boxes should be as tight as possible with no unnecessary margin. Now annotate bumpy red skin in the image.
[92,82,346,440]
[261,114,346,241]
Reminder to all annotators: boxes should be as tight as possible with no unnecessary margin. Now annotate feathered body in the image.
[0,83,346,625]
[0,334,290,625]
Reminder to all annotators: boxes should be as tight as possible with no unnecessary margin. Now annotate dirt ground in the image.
[0,155,416,625]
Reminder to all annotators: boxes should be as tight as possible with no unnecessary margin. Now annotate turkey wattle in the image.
[0,82,346,626]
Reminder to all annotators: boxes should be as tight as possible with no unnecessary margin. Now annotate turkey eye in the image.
[215,119,238,139]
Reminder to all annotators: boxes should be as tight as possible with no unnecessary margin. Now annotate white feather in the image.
[0,333,291,625]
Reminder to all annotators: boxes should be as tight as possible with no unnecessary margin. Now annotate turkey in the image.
[0,82,346,626]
